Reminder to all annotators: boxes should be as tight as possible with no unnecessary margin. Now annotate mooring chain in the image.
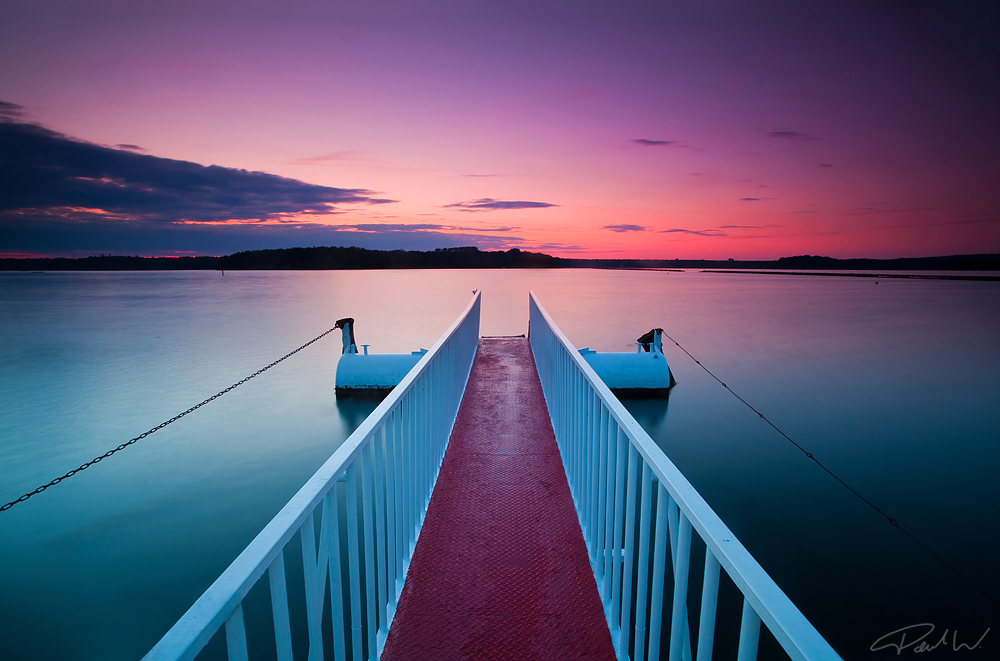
[1,325,339,513]
[661,330,1000,610]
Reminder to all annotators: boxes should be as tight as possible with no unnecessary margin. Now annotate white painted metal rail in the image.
[528,292,842,661]
[144,292,481,661]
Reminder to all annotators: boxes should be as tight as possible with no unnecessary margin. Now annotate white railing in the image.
[145,292,481,661]
[528,292,841,661]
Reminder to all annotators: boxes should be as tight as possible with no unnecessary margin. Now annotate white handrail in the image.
[144,291,481,661]
[528,291,840,661]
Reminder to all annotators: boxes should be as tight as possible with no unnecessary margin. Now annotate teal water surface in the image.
[1,269,997,659]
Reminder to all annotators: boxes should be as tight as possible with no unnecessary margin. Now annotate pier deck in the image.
[381,337,616,660]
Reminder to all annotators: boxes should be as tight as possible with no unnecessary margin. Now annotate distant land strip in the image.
[701,270,1000,282]
[1,246,999,272]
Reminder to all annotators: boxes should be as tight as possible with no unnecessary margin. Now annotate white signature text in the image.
[871,623,990,655]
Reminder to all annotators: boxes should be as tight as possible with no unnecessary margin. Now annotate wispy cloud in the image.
[660,228,726,237]
[344,223,519,233]
[740,197,761,201]
[529,242,586,252]
[444,198,557,211]
[719,224,785,229]
[461,173,502,178]
[818,163,834,168]
[115,144,147,152]
[1,212,530,257]
[347,223,449,232]
[768,129,819,142]
[603,224,646,233]
[633,139,675,147]
[850,204,937,215]
[288,151,374,166]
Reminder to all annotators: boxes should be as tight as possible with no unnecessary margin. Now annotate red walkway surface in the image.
[381,338,616,661]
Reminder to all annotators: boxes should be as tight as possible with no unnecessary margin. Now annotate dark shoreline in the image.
[2,246,999,272]
[700,270,1000,282]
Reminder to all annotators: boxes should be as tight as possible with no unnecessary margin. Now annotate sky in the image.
[1,0,999,259]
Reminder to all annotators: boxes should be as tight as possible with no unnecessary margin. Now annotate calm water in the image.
[1,269,997,660]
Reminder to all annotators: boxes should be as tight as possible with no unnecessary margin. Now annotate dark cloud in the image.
[633,139,675,146]
[0,119,392,225]
[740,197,761,201]
[660,228,726,237]
[768,129,819,141]
[819,163,834,168]
[0,101,26,119]
[444,198,557,211]
[603,224,646,233]
[115,143,147,152]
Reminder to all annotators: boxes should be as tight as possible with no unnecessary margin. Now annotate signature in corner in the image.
[871,623,990,655]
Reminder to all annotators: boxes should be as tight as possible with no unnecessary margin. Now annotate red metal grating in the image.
[381,338,616,661]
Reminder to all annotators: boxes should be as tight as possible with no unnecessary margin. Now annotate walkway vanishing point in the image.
[144,292,842,661]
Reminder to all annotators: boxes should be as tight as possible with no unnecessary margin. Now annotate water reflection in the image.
[335,394,382,429]
[618,392,672,433]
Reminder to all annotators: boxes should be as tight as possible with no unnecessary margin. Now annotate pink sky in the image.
[2,1,998,259]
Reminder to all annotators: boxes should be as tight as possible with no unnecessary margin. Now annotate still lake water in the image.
[1,269,998,660]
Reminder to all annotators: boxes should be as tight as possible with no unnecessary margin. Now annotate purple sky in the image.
[2,1,998,258]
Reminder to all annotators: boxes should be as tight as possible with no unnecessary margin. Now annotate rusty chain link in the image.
[1,325,339,513]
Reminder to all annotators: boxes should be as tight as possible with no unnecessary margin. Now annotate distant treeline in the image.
[2,247,999,271]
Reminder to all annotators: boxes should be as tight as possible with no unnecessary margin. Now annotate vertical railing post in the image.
[697,549,721,661]
[669,513,692,661]
[300,509,324,661]
[596,406,609,588]
[634,466,653,661]
[346,464,363,661]
[393,408,404,588]
[327,489,347,661]
[589,391,601,555]
[268,550,293,661]
[224,603,249,661]
[611,427,627,625]
[362,442,378,660]
[374,428,389,649]
[648,483,670,661]
[737,599,762,661]
[620,443,639,656]
[602,418,616,601]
